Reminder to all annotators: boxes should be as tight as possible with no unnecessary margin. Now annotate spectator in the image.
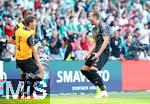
[60,37,68,59]
[111,20,120,33]
[4,16,15,40]
[50,13,57,31]
[41,18,52,41]
[38,39,52,61]
[123,19,136,33]
[133,0,143,11]
[0,18,4,38]
[49,31,62,60]
[121,35,137,60]
[2,43,15,61]
[67,16,78,35]
[110,30,122,59]
[58,17,68,39]
[34,0,41,11]
[64,35,81,61]
[139,23,150,57]
[81,31,94,51]
[36,17,43,40]
[139,23,150,46]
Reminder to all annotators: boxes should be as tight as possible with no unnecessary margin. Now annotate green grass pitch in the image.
[0,92,150,104]
[0,95,50,104]
[50,92,150,104]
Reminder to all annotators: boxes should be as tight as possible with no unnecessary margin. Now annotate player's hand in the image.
[38,65,45,70]
[38,65,45,78]
[92,53,100,60]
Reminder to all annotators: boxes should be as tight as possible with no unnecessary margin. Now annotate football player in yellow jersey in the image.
[8,9,34,79]
[17,9,36,74]
[15,15,45,99]
[7,10,38,99]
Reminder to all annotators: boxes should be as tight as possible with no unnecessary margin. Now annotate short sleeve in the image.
[27,35,35,46]
[12,35,15,40]
[101,23,111,36]
[15,25,19,31]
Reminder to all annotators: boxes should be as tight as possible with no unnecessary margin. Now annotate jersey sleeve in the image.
[27,35,35,46]
[15,24,20,31]
[12,35,15,40]
[101,23,111,36]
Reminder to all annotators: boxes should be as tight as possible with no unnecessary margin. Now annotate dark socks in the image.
[19,76,42,97]
[81,70,105,91]
[30,79,35,96]
[89,70,105,91]
[24,78,36,96]
[81,70,97,86]
[23,79,32,96]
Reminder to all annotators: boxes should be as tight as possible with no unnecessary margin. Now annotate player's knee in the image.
[90,66,98,71]
[81,65,90,71]
[81,70,90,76]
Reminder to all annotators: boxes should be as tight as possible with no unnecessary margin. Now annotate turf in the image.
[0,95,50,104]
[50,92,150,104]
[0,92,150,104]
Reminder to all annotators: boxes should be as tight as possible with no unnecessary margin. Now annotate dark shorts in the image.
[85,51,109,70]
[16,58,39,75]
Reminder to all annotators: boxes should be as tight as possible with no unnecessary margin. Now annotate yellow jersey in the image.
[15,27,33,60]
[17,22,35,35]
[17,22,25,29]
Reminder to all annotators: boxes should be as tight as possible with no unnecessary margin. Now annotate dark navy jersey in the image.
[92,21,110,53]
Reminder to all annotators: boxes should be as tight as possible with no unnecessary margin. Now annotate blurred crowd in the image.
[0,0,150,61]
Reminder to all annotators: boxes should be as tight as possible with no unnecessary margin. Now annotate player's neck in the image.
[95,20,100,28]
[29,26,34,30]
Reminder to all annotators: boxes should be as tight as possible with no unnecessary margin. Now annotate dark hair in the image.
[60,17,66,26]
[89,10,100,19]
[22,9,32,18]
[69,16,74,20]
[24,15,36,26]
[42,38,46,41]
